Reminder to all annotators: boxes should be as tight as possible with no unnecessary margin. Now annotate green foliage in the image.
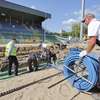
[61,23,80,37]
[71,23,80,37]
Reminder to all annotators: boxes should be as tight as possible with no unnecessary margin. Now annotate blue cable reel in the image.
[64,48,100,91]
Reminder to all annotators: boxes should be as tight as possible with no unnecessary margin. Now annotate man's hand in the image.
[79,50,87,58]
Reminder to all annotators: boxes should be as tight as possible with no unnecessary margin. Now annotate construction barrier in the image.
[64,48,100,91]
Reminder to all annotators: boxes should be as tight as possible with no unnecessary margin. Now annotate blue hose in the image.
[64,48,100,91]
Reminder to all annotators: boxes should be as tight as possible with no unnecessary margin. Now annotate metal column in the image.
[80,0,85,40]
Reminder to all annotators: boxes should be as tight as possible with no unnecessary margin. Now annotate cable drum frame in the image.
[64,48,100,92]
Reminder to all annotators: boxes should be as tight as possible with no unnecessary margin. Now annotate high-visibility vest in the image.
[5,42,16,56]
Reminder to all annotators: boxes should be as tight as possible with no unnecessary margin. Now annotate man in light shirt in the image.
[79,13,100,57]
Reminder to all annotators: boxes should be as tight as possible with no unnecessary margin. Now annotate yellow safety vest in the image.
[5,42,16,56]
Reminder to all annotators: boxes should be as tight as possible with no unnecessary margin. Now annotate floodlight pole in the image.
[80,0,85,40]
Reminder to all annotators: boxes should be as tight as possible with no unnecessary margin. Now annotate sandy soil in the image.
[0,68,95,100]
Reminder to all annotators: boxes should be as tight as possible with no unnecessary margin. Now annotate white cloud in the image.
[61,18,79,32]
[85,6,100,18]
[62,18,78,25]
[64,10,82,21]
[62,4,100,32]
[30,5,36,9]
[63,9,82,32]
[5,0,12,1]
[73,10,81,16]
[74,5,100,18]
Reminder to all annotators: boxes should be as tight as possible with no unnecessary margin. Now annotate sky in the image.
[6,0,100,32]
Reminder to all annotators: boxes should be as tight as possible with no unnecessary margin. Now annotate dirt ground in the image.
[0,68,96,100]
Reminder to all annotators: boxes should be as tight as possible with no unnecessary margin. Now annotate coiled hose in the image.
[64,48,100,91]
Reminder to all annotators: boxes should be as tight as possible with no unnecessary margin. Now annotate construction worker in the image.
[49,46,57,65]
[79,13,100,88]
[27,52,39,72]
[5,37,19,76]
[79,13,100,57]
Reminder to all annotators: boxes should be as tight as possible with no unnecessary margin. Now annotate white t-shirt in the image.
[88,18,100,40]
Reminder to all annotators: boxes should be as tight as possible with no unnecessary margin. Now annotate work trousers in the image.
[8,56,19,76]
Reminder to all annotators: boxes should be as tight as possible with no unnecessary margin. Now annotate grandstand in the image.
[0,0,51,43]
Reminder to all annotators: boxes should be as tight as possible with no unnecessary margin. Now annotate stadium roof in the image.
[0,0,51,22]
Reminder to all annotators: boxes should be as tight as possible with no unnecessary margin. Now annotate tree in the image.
[71,23,80,37]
